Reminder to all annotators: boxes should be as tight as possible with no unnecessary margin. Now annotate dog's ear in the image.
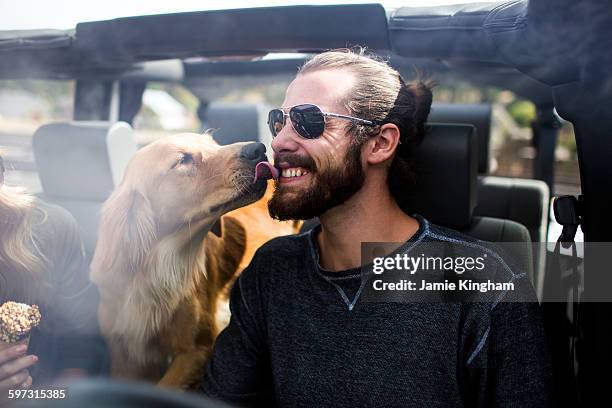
[205,216,246,289]
[210,217,223,237]
[91,188,157,279]
[122,191,156,269]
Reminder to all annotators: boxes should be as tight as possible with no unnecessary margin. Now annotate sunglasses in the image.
[267,103,379,139]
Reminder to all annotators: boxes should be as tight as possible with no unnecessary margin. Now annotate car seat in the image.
[32,121,137,259]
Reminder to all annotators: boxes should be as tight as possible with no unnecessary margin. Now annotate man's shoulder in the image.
[249,231,312,267]
[420,217,524,279]
[236,231,312,293]
[421,218,482,246]
[419,217,537,303]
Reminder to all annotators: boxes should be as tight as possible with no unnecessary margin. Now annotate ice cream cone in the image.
[0,335,29,353]
[0,302,40,353]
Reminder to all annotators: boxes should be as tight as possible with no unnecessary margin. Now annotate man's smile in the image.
[278,167,311,184]
[274,155,316,186]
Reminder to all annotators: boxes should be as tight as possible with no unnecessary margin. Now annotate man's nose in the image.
[239,142,267,164]
[271,125,300,154]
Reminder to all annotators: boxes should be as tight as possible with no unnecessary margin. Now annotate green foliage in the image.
[507,100,536,127]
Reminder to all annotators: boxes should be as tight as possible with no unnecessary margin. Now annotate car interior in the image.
[1,0,611,406]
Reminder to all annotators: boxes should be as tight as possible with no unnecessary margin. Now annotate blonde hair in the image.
[0,154,47,304]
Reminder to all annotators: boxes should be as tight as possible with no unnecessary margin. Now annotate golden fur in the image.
[90,134,299,388]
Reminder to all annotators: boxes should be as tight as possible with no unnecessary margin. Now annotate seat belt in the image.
[552,194,583,402]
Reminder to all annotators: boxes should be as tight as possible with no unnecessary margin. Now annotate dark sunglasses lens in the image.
[268,109,285,137]
[290,104,325,139]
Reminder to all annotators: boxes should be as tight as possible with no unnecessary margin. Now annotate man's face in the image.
[268,69,366,220]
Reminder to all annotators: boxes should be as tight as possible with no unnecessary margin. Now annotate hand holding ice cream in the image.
[0,302,41,396]
[0,302,41,347]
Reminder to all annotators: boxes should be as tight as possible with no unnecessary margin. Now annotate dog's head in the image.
[92,133,277,278]
[122,133,275,233]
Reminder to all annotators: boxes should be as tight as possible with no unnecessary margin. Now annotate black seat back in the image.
[429,103,491,174]
[204,102,273,155]
[427,103,549,292]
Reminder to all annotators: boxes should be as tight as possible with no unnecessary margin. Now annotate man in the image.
[201,50,552,407]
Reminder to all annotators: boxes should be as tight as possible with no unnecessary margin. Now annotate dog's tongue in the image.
[253,161,279,183]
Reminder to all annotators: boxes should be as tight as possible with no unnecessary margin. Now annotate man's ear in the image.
[210,217,223,237]
[367,123,401,165]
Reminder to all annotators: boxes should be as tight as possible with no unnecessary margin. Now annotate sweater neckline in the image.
[307,214,429,280]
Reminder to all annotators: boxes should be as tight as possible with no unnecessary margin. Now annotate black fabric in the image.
[119,81,146,125]
[202,216,553,407]
[206,103,262,145]
[397,123,478,228]
[74,5,390,60]
[389,1,527,62]
[428,103,492,174]
[1,200,107,385]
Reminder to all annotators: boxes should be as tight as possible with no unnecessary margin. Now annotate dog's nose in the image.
[240,142,267,163]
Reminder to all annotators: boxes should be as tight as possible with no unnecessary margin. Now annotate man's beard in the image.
[268,142,365,221]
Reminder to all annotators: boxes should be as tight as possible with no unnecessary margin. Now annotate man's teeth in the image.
[281,168,309,178]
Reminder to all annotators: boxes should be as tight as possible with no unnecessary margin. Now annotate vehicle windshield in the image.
[1,1,609,407]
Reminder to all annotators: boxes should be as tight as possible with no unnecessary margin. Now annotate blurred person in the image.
[201,50,553,407]
[0,152,106,402]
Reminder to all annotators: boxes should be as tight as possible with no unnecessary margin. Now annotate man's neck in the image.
[315,181,419,272]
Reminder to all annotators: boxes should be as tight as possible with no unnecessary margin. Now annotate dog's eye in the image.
[176,153,194,167]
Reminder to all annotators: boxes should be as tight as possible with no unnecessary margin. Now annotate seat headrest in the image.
[32,121,136,201]
[428,103,491,174]
[397,123,478,228]
[205,102,273,154]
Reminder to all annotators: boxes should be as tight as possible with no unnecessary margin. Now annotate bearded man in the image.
[201,50,553,407]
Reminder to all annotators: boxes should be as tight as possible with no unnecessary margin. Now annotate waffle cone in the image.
[0,335,29,353]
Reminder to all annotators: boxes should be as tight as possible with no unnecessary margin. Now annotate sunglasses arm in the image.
[323,112,376,126]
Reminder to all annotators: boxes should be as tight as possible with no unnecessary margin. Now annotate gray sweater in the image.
[202,216,553,407]
[1,200,106,384]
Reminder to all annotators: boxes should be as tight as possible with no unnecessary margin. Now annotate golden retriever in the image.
[90,133,297,388]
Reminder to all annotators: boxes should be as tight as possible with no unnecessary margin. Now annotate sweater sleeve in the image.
[40,203,107,374]
[201,257,275,407]
[463,275,554,408]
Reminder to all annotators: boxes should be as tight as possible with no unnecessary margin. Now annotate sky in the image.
[0,0,493,30]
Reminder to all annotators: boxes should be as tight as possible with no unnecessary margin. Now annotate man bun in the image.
[405,79,434,146]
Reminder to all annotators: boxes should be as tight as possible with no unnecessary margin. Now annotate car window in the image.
[0,79,74,194]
